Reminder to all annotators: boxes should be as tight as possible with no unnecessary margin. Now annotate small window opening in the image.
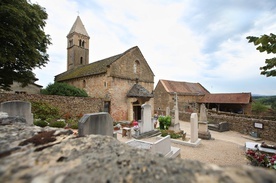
[134,60,140,74]
[82,80,86,88]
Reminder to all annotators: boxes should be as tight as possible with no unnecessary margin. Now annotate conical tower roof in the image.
[67,16,89,37]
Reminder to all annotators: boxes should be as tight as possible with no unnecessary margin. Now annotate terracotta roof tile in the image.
[199,93,252,104]
[160,79,210,95]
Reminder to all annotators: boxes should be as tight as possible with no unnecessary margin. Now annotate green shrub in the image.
[67,118,78,129]
[160,130,182,139]
[41,82,88,97]
[32,101,60,120]
[158,115,171,130]
[49,120,66,128]
[33,120,48,127]
[70,123,78,129]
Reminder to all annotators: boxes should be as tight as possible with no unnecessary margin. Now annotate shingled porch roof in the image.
[127,84,153,98]
[198,93,252,104]
[159,79,210,95]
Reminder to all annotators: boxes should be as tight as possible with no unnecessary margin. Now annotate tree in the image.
[41,82,88,97]
[0,0,51,90]
[246,33,276,77]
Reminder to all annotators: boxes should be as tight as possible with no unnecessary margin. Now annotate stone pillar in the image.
[166,107,170,116]
[190,113,198,143]
[169,92,180,132]
[198,104,211,140]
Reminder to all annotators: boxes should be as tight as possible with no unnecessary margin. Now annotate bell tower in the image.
[67,16,90,70]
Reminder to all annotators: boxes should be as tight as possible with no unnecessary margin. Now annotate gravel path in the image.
[117,121,276,167]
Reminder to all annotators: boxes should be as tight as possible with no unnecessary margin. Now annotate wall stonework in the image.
[2,123,276,182]
[176,111,276,142]
[0,93,103,118]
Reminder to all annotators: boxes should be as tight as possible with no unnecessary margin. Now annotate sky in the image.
[33,0,276,95]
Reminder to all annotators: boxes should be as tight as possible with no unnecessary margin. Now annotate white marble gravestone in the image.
[139,104,153,134]
[78,112,113,137]
[190,113,199,143]
[0,100,33,125]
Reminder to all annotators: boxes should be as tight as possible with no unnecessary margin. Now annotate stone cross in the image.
[169,92,180,132]
[199,104,207,122]
[166,107,170,116]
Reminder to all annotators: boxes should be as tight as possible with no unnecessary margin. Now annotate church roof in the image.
[67,16,89,37]
[159,79,210,96]
[127,83,153,98]
[55,53,123,82]
[55,46,138,82]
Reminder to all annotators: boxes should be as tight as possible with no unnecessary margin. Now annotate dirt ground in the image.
[117,121,276,167]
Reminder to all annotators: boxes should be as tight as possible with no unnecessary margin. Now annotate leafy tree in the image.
[0,0,51,90]
[41,82,88,97]
[246,33,276,77]
[251,101,269,115]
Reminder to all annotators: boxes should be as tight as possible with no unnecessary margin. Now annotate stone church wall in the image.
[110,47,154,83]
[0,93,103,118]
[109,77,154,121]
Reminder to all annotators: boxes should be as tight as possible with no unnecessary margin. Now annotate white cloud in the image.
[33,0,276,95]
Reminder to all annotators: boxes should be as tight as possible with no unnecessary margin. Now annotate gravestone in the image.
[0,101,33,125]
[198,104,211,139]
[78,112,113,137]
[139,104,153,134]
[126,135,180,158]
[166,107,170,116]
[190,113,199,143]
[169,92,180,132]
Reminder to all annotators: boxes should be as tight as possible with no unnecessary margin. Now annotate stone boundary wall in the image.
[177,111,276,142]
[0,93,103,118]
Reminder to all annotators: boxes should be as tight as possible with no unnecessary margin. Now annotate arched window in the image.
[69,40,73,47]
[79,39,82,46]
[134,60,140,74]
[80,57,83,64]
[82,40,85,47]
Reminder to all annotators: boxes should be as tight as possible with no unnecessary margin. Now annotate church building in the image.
[55,16,155,122]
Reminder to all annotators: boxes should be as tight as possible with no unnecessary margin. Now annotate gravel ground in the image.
[117,121,276,167]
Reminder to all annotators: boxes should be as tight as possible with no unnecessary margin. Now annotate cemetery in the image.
[0,98,276,182]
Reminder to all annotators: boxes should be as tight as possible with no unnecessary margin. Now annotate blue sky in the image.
[33,0,276,95]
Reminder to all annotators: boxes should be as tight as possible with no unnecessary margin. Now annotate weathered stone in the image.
[78,112,113,137]
[0,123,276,183]
[0,116,27,125]
[1,100,33,125]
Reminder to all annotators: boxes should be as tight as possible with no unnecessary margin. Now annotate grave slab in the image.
[0,100,33,125]
[78,112,113,137]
